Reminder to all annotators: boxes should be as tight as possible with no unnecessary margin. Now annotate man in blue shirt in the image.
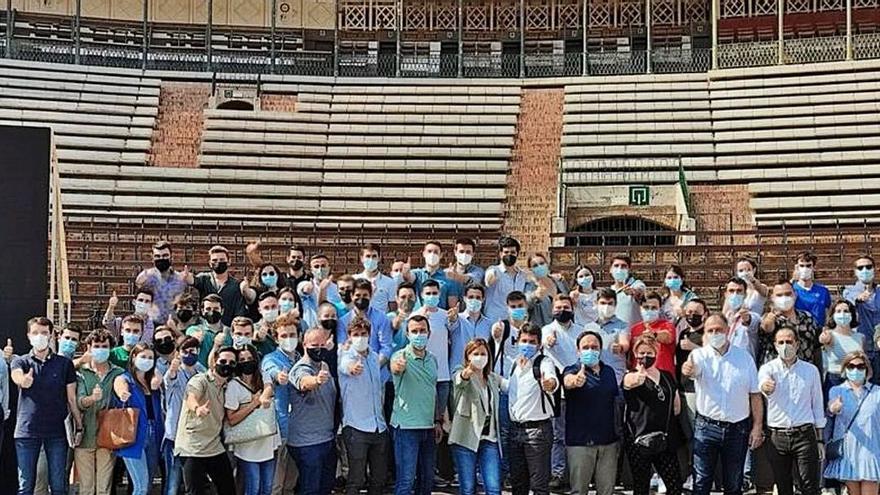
[445,237,487,289]
[843,254,880,382]
[407,240,462,310]
[447,284,492,372]
[11,316,81,495]
[791,251,832,328]
[337,279,393,383]
[484,236,527,321]
[339,318,389,495]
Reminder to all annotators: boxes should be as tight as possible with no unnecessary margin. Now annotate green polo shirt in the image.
[109,346,132,368]
[76,363,125,449]
[390,344,438,430]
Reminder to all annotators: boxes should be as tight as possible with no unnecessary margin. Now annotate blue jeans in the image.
[551,401,567,477]
[238,458,276,495]
[162,438,183,495]
[16,436,69,495]
[498,392,511,479]
[451,441,501,495]
[122,420,160,495]
[393,427,436,495]
[289,441,335,495]
[692,416,751,495]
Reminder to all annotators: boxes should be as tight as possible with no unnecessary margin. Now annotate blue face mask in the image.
[577,276,593,289]
[363,258,379,272]
[509,307,527,321]
[91,348,110,364]
[580,349,600,367]
[517,342,537,360]
[640,308,660,323]
[532,264,549,278]
[833,312,852,327]
[409,333,429,350]
[727,293,745,310]
[134,357,154,373]
[279,299,295,313]
[465,298,483,313]
[58,339,77,358]
[422,294,440,308]
[846,368,867,384]
[611,267,629,282]
[261,273,278,287]
[122,332,140,347]
[665,277,683,291]
[857,268,875,283]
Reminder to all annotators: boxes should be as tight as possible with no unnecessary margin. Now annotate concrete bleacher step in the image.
[328,113,518,125]
[201,130,329,145]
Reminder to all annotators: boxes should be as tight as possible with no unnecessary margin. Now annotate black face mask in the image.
[154,259,171,272]
[216,362,236,378]
[340,291,353,304]
[637,355,657,369]
[502,254,517,267]
[307,347,329,363]
[686,314,705,329]
[320,319,337,331]
[211,262,228,274]
[237,361,258,375]
[176,309,194,322]
[154,338,175,356]
[553,309,574,324]
[203,311,222,325]
[290,259,304,271]
[354,298,370,311]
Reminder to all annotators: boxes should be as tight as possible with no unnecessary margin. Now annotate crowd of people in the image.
[2,236,880,495]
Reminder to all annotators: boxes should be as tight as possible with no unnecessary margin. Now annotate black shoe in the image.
[549,475,567,491]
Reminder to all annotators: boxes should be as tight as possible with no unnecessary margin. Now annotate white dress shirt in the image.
[758,358,827,429]
[726,310,761,359]
[540,320,583,371]
[691,345,759,423]
[508,354,558,422]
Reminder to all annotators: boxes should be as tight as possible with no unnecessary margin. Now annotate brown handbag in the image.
[96,407,139,450]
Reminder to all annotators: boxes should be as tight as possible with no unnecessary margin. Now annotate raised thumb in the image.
[6,338,11,347]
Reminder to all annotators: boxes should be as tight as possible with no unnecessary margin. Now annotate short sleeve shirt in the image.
[174,372,227,457]
[289,359,337,447]
[193,272,248,326]
[12,352,77,439]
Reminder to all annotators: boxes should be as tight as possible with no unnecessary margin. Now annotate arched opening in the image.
[216,99,255,111]
[566,216,676,246]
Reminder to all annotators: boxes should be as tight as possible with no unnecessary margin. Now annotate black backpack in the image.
[532,353,563,418]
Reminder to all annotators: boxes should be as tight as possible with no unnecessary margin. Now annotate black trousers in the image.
[508,420,553,495]
[342,426,389,495]
[766,426,821,495]
[181,453,236,495]
[624,440,683,495]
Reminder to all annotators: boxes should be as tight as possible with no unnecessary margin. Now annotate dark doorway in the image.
[566,216,676,246]
[217,99,254,110]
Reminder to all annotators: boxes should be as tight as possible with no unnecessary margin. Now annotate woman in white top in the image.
[224,345,280,495]
[569,265,599,326]
[821,300,865,399]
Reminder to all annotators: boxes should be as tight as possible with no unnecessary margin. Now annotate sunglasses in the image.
[217,359,237,366]
[262,271,277,277]
[155,337,174,344]
[856,265,874,271]
[846,363,867,371]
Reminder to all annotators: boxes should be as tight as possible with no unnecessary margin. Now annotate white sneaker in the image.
[822,489,838,495]
[650,473,660,492]
[657,475,668,494]
[683,475,693,491]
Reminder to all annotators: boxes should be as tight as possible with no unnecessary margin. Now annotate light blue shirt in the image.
[843,281,879,352]
[338,349,387,433]
[484,264,527,322]
[448,312,493,372]
[337,306,393,383]
[163,363,205,440]
[354,271,398,314]
[458,264,486,287]
[598,316,630,383]
[297,280,341,329]
[612,277,646,325]
[261,348,298,441]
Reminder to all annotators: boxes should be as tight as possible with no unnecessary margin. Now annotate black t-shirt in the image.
[193,272,248,326]
[623,370,678,441]
[675,320,702,393]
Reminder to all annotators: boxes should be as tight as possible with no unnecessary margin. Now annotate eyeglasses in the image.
[856,265,874,271]
[846,363,867,371]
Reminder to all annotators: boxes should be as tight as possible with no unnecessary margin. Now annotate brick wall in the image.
[148,82,211,168]
[502,88,565,255]
[260,93,297,112]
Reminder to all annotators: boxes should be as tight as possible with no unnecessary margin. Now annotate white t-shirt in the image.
[416,308,450,382]
[224,379,281,462]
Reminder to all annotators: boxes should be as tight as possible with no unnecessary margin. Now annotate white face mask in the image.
[708,332,727,350]
[351,336,370,353]
[470,355,488,369]
[775,342,796,360]
[597,303,615,319]
[279,337,298,353]
[424,252,440,266]
[29,334,49,352]
[773,295,795,311]
[456,252,473,266]
[796,266,813,281]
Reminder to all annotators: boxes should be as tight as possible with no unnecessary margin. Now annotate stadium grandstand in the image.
[0,0,878,327]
